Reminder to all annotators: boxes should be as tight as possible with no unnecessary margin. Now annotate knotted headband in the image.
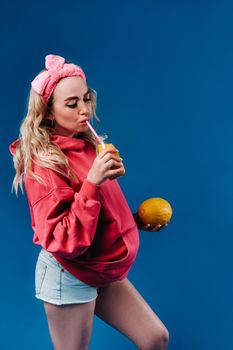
[31,54,86,103]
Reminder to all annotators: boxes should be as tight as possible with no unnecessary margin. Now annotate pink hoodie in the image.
[9,134,140,287]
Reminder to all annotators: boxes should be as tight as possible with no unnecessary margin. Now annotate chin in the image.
[78,124,88,131]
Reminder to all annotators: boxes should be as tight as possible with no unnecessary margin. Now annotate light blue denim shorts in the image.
[35,248,98,305]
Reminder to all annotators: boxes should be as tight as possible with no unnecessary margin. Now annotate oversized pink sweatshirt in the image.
[9,134,140,287]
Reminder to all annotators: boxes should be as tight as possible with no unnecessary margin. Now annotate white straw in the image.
[86,121,105,146]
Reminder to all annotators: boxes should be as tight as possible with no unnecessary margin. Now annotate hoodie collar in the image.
[9,134,87,155]
[50,134,86,152]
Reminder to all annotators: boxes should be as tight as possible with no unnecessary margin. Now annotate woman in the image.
[10,54,169,350]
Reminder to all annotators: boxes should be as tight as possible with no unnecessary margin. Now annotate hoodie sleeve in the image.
[25,168,102,259]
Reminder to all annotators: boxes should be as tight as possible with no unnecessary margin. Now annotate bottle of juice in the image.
[96,134,120,158]
[96,134,123,180]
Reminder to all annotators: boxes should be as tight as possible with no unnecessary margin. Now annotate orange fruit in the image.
[138,197,172,226]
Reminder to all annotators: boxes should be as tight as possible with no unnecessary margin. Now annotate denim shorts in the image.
[35,248,98,305]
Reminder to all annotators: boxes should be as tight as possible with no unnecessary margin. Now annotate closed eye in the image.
[67,98,91,108]
[67,102,77,108]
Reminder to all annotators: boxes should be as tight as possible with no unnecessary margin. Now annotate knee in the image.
[159,327,169,349]
[140,326,169,350]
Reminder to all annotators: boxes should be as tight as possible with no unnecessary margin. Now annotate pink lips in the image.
[80,118,89,124]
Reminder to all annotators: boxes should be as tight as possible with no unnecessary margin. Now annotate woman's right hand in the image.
[87,148,125,185]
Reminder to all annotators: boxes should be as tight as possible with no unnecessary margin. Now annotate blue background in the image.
[2,0,233,349]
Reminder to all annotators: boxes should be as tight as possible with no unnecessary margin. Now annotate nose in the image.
[78,100,89,115]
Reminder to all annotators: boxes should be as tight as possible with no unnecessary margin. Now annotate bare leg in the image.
[43,300,96,350]
[95,278,169,350]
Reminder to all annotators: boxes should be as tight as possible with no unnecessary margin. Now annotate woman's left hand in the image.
[133,213,169,232]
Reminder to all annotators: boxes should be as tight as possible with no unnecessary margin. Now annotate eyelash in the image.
[67,98,91,109]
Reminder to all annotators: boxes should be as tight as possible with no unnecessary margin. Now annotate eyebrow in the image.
[64,89,90,102]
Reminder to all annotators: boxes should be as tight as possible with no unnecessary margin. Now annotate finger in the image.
[107,166,125,178]
[104,156,123,165]
[142,226,158,232]
[100,153,123,165]
[151,227,161,232]
[141,223,152,230]
[149,224,162,232]
[104,159,124,170]
[154,223,169,231]
[159,223,169,230]
[108,164,125,174]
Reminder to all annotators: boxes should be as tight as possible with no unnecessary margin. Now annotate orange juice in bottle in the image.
[96,134,120,158]
[96,134,123,180]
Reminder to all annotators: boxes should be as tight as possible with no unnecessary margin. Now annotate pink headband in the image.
[31,54,86,103]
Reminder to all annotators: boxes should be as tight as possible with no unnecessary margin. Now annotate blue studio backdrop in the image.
[1,1,232,349]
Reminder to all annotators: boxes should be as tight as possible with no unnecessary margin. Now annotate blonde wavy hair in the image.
[12,77,100,195]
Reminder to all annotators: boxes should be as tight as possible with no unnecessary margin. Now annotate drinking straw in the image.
[86,120,105,147]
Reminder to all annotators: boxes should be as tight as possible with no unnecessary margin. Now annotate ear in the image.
[45,110,54,121]
[46,115,54,121]
[45,99,54,120]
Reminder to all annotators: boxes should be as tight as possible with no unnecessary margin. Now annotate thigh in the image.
[44,300,96,350]
[95,278,168,349]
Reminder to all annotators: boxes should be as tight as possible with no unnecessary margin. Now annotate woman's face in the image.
[48,76,92,137]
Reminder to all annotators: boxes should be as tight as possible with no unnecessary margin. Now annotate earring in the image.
[51,119,55,128]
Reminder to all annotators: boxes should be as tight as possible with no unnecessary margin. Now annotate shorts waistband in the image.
[39,248,61,268]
